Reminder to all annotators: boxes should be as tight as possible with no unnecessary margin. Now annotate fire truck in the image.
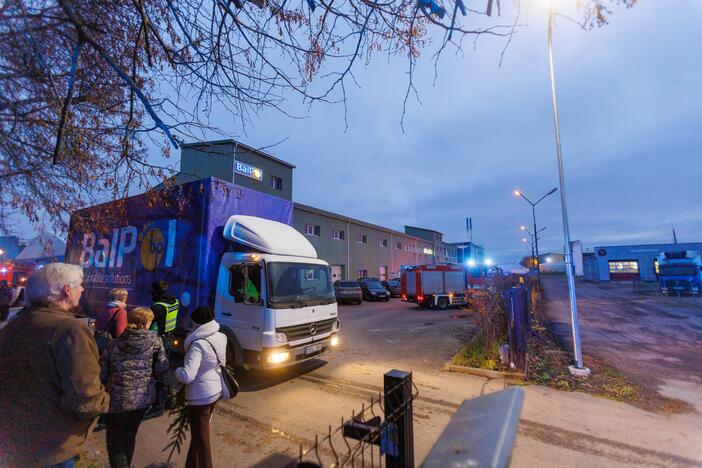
[0,261,34,286]
[400,263,488,309]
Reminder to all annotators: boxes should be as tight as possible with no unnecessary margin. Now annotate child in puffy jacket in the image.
[100,307,169,468]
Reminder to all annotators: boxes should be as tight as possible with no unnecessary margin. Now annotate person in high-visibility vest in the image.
[149,280,180,337]
[148,280,180,416]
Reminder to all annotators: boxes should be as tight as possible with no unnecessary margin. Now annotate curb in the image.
[443,363,525,381]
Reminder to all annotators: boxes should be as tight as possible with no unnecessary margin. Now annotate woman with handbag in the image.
[175,306,229,468]
[100,307,169,468]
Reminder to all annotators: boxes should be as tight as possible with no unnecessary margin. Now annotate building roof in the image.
[404,225,444,236]
[15,233,66,261]
[182,139,297,168]
[294,203,434,245]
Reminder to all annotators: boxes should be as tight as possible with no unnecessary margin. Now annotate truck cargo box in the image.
[65,177,293,318]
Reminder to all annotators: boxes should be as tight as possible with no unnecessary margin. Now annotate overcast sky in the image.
[21,2,701,264]
[184,1,699,263]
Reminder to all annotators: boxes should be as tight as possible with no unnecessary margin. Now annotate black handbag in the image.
[201,339,239,400]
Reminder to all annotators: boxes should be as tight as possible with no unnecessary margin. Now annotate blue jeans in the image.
[49,457,75,468]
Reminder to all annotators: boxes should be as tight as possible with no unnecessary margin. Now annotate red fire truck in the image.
[400,264,488,309]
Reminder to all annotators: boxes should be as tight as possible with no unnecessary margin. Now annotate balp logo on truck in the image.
[78,220,177,271]
[66,178,340,369]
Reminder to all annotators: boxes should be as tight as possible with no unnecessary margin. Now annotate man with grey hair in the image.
[0,263,109,467]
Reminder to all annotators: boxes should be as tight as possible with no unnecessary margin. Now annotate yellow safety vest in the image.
[153,300,179,334]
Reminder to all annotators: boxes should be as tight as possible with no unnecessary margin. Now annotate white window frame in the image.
[270,175,283,190]
[332,229,345,240]
[357,233,368,244]
[380,239,388,247]
[305,223,320,236]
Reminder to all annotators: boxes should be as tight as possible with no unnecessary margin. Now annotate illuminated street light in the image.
[513,188,556,273]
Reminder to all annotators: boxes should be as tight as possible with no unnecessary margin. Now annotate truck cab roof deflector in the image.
[223,215,318,258]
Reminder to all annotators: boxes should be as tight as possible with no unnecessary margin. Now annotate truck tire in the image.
[437,297,449,310]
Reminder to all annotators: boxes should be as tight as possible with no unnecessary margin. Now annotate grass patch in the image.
[452,334,503,370]
[75,452,102,468]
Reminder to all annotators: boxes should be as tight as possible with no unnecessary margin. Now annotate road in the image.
[542,276,702,413]
[71,297,701,467]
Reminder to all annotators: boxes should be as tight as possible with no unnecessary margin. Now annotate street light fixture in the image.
[542,4,588,375]
[513,188,557,272]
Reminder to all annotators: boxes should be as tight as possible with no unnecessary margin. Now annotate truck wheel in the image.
[437,297,449,310]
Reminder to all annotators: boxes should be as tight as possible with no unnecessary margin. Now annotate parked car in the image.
[359,278,390,301]
[381,279,402,298]
[334,280,363,304]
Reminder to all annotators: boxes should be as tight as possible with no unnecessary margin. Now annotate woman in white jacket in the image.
[175,306,228,468]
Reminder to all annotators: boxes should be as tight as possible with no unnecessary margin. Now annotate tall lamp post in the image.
[514,188,557,272]
[544,4,588,375]
[521,225,545,270]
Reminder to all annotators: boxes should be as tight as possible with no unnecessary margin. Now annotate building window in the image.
[357,233,367,244]
[423,248,433,255]
[304,223,320,236]
[405,245,411,252]
[380,239,388,247]
[270,175,283,190]
[396,242,402,250]
[356,269,368,278]
[332,229,345,240]
[608,260,639,274]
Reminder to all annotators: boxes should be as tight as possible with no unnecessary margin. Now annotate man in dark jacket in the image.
[149,280,180,337]
[0,263,110,466]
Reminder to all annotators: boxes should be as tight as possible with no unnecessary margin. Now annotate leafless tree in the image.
[0,0,635,234]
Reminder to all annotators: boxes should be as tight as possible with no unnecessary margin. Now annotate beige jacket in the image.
[0,302,109,466]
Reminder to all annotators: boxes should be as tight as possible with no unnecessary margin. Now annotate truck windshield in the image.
[267,262,335,307]
[660,265,699,277]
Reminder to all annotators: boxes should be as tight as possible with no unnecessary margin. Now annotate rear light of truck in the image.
[417,295,424,302]
[402,294,407,300]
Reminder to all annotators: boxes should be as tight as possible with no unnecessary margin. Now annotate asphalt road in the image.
[76,297,702,467]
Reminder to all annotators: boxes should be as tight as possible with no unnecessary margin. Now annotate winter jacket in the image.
[0,301,110,466]
[100,328,169,413]
[95,301,128,338]
[175,320,228,406]
[151,293,179,335]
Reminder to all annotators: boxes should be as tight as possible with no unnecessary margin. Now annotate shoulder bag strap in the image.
[196,338,222,366]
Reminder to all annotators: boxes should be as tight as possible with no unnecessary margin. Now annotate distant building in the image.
[15,233,66,264]
[166,139,461,280]
[450,241,485,265]
[583,242,702,282]
[539,252,566,273]
[404,226,458,264]
[0,236,25,260]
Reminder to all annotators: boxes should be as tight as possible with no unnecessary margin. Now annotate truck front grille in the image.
[277,318,337,342]
[664,279,691,290]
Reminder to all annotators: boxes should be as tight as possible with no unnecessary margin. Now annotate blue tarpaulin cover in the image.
[65,177,293,320]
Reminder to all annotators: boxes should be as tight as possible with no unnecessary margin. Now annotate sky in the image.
[21,1,702,263]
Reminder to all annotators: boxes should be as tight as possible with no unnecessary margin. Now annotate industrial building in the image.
[169,139,466,280]
[583,242,702,282]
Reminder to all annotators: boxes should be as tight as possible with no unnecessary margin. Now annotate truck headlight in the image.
[331,336,339,347]
[267,351,291,364]
[275,332,287,343]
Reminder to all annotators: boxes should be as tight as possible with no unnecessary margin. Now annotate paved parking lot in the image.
[543,276,702,411]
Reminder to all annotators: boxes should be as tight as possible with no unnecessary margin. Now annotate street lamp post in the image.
[521,225,545,271]
[546,7,588,375]
[514,188,557,272]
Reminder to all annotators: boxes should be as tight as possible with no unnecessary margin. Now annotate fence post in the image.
[384,369,414,468]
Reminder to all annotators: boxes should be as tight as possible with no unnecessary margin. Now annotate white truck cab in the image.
[215,215,340,368]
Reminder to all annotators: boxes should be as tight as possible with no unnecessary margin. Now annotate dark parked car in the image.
[359,278,390,301]
[334,280,363,304]
[381,279,402,298]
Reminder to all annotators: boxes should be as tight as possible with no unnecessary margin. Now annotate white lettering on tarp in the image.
[78,221,175,270]
[79,233,95,267]
[117,226,137,267]
[94,238,110,268]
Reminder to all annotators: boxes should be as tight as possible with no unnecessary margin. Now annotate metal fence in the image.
[502,286,529,372]
[254,370,417,468]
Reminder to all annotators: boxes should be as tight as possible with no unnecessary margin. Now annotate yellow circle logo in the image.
[140,228,165,271]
